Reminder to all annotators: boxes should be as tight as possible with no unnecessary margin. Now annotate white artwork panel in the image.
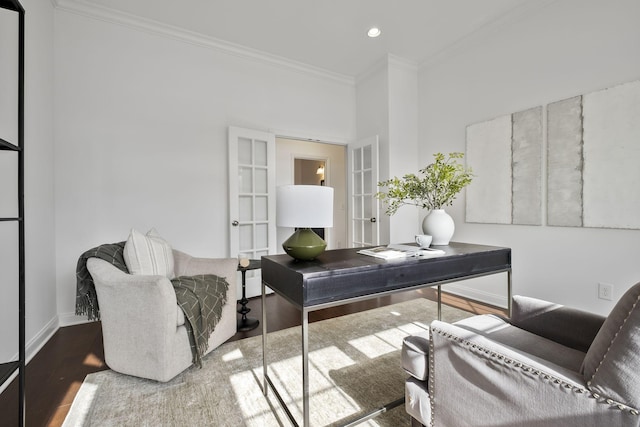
[583,80,640,229]
[547,96,584,227]
[512,107,542,225]
[466,115,512,224]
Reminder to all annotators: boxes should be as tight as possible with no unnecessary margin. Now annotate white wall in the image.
[53,9,356,322]
[23,0,57,356]
[418,0,640,315]
[356,56,420,245]
[387,57,419,242]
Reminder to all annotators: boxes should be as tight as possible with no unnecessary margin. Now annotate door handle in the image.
[232,220,239,226]
[370,217,377,223]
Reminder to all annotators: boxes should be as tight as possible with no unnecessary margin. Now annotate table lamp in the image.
[277,185,334,261]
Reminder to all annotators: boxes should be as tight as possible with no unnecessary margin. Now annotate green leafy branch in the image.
[376,152,473,215]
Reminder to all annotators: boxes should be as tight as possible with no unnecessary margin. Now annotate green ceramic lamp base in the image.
[282,228,327,261]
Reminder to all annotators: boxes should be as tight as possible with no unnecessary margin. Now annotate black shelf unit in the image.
[0,0,25,425]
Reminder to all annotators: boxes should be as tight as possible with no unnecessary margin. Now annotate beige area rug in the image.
[63,298,470,427]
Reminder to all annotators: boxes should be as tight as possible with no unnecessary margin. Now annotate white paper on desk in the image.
[387,244,445,258]
[357,246,407,259]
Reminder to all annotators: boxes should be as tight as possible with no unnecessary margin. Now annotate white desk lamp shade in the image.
[277,185,334,228]
[277,185,334,260]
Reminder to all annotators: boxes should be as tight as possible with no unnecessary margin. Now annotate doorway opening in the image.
[294,158,327,239]
[295,159,326,186]
[275,137,347,249]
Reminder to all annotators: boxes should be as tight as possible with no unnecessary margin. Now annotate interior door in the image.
[228,126,276,298]
[347,136,380,247]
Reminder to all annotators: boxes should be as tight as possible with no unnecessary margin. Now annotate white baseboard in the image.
[244,283,274,299]
[25,316,59,363]
[0,372,17,395]
[442,283,508,309]
[0,315,59,394]
[58,311,93,327]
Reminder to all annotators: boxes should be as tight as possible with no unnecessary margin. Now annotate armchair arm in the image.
[87,258,179,330]
[429,320,635,427]
[172,249,237,302]
[510,295,606,352]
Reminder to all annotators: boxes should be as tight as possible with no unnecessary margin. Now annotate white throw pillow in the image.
[123,228,175,278]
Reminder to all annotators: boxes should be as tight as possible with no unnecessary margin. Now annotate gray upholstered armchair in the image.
[87,249,237,382]
[402,281,640,427]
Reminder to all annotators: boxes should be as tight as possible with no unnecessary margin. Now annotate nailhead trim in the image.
[587,295,640,386]
[428,329,435,426]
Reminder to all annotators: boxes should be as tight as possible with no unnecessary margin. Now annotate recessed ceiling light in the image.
[367,27,381,38]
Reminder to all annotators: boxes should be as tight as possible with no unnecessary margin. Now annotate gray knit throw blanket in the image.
[75,241,127,321]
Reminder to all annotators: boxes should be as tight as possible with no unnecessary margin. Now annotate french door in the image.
[348,136,380,247]
[228,127,277,297]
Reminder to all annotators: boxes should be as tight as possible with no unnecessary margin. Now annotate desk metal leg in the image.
[437,285,442,320]
[302,308,310,426]
[262,282,304,426]
[262,281,268,396]
[507,269,513,316]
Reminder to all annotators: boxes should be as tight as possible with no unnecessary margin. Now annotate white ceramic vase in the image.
[422,209,455,246]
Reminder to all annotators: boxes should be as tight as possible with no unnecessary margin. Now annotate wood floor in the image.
[0,289,505,427]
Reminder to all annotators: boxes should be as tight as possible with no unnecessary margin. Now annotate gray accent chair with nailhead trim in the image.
[402,281,640,427]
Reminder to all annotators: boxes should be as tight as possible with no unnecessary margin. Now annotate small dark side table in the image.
[237,259,261,331]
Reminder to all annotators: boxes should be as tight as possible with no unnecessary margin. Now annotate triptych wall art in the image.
[465,79,640,230]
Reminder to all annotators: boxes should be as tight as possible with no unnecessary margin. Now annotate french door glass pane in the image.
[255,196,268,221]
[354,147,362,170]
[354,171,362,194]
[364,223,372,243]
[364,170,372,194]
[255,168,268,193]
[239,224,253,251]
[364,195,372,217]
[355,197,363,218]
[239,196,253,221]
[255,140,267,166]
[238,137,252,165]
[239,167,253,193]
[256,223,268,249]
[363,145,372,169]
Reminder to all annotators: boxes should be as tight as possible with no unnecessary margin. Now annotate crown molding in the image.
[53,0,355,86]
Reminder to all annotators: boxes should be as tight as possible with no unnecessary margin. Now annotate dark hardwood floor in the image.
[0,289,505,427]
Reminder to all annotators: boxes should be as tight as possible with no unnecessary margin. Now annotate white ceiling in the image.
[79,0,544,77]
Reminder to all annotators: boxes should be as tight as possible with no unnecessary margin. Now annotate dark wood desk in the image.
[261,242,512,426]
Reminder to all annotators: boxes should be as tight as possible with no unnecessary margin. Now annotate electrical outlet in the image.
[598,282,614,301]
